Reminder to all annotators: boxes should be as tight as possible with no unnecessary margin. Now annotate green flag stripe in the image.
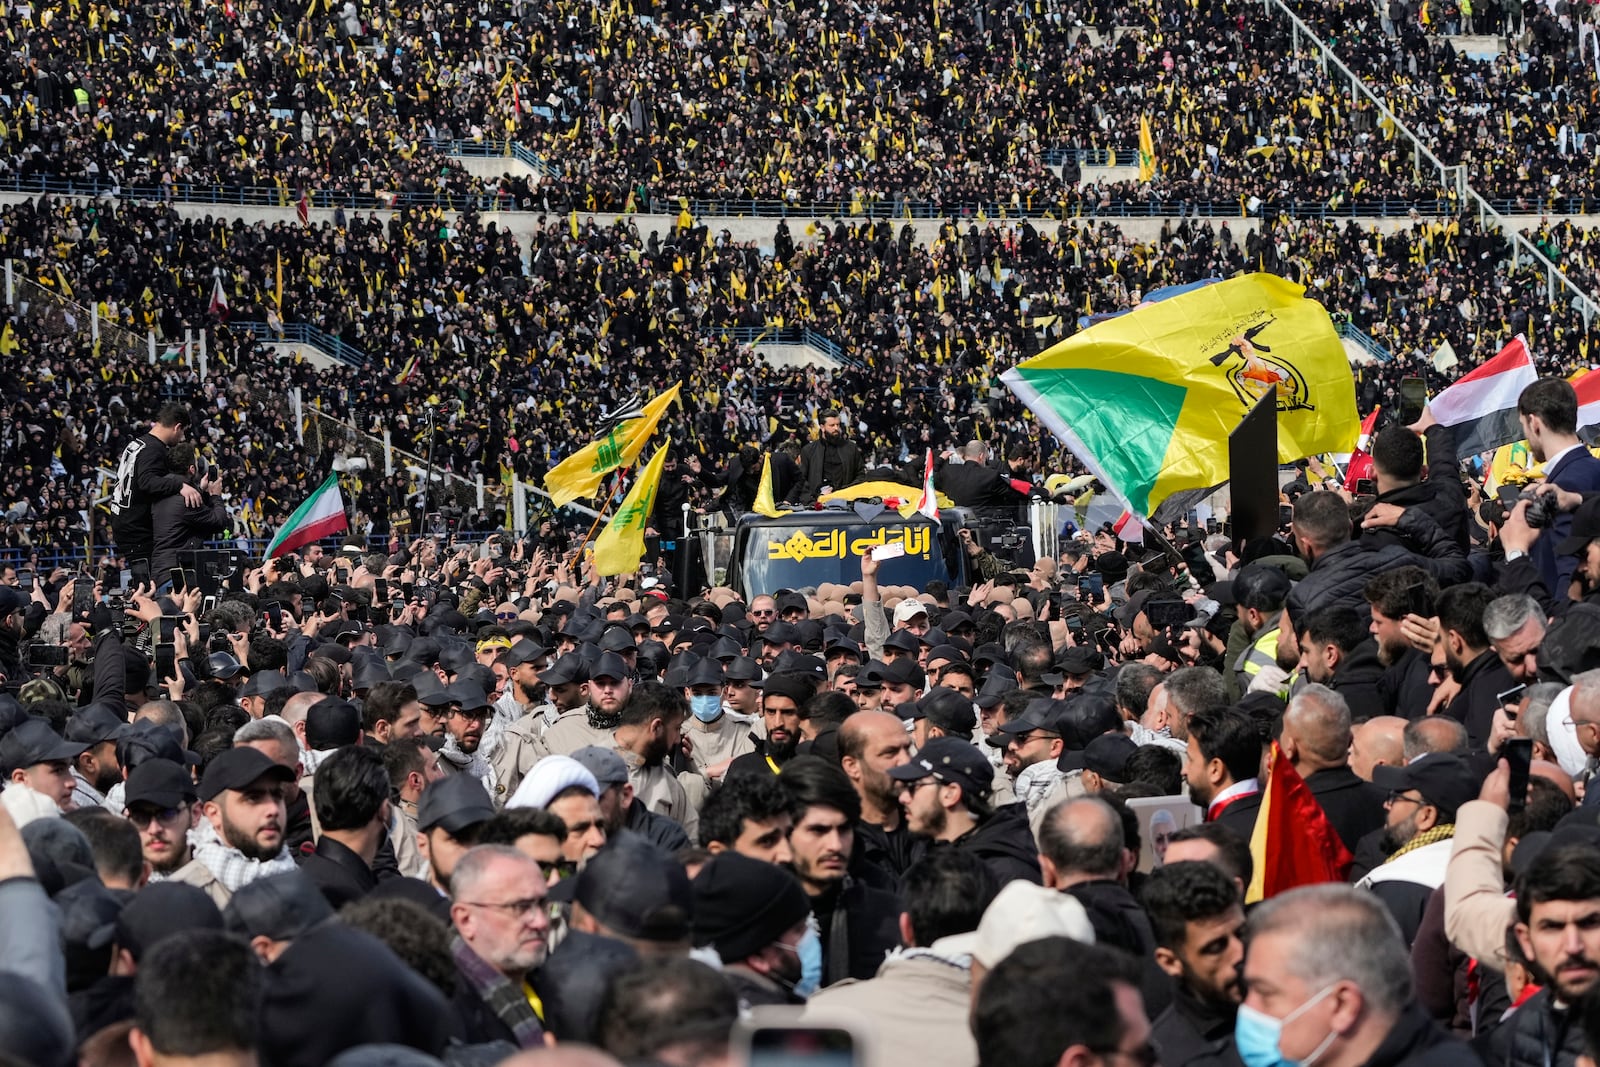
[266,473,339,555]
[1012,366,1186,515]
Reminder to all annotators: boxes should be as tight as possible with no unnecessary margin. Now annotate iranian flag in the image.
[266,474,348,558]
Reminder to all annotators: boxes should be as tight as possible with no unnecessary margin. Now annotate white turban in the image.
[507,755,600,810]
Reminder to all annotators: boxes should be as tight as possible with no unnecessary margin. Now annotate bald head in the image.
[839,710,907,759]
[494,1050,623,1067]
[279,690,322,727]
[1037,797,1125,886]
[1283,685,1352,771]
[1532,759,1577,805]
[1403,716,1468,761]
[1350,716,1406,782]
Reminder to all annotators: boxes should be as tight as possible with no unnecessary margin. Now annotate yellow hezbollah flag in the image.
[593,445,668,576]
[754,452,783,517]
[1138,114,1156,182]
[1001,274,1358,518]
[543,384,681,506]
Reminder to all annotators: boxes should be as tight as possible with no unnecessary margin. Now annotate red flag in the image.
[1246,742,1353,903]
[1342,406,1381,492]
[915,449,938,520]
[1113,510,1144,543]
[208,276,230,320]
[297,190,310,226]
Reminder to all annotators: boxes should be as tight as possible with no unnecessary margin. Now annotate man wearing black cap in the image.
[692,851,816,1007]
[1356,753,1479,945]
[681,658,757,785]
[66,705,127,811]
[758,621,802,669]
[892,736,1041,886]
[550,833,694,955]
[435,682,494,788]
[2,718,87,814]
[570,745,691,854]
[493,654,587,799]
[907,687,978,748]
[1061,734,1140,796]
[494,640,549,727]
[171,747,298,907]
[722,655,764,720]
[124,758,200,878]
[547,651,632,757]
[998,698,1067,814]
[409,774,497,905]
[727,671,817,779]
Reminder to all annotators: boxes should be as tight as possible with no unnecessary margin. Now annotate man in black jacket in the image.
[448,845,550,1049]
[1436,583,1515,749]
[1280,685,1388,856]
[1369,419,1470,551]
[1295,605,1387,722]
[890,736,1041,886]
[110,402,202,567]
[149,442,229,582]
[1495,844,1600,1067]
[935,441,1026,511]
[1145,861,1247,1067]
[1242,884,1477,1067]
[790,411,864,503]
[297,746,389,908]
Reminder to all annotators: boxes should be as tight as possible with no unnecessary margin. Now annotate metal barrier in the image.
[708,325,857,367]
[423,138,560,179]
[1043,149,1137,167]
[232,321,366,367]
[1334,320,1393,362]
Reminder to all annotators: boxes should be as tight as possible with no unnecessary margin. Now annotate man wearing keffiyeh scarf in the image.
[449,844,551,1049]
[169,747,299,907]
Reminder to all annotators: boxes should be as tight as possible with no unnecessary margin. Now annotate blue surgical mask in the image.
[1234,985,1338,1067]
[793,926,823,998]
[689,694,723,723]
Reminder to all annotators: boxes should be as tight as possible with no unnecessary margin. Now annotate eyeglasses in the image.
[127,805,185,826]
[449,708,489,722]
[460,897,546,918]
[1007,730,1057,746]
[496,612,519,621]
[1386,791,1427,809]
[750,609,775,617]
[905,778,944,793]
[537,858,577,881]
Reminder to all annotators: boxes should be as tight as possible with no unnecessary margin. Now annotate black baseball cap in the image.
[888,736,995,799]
[1058,733,1139,777]
[973,674,1017,709]
[116,882,223,960]
[908,687,978,739]
[589,651,630,683]
[124,758,198,808]
[538,653,589,686]
[723,656,763,686]
[239,671,292,698]
[0,719,87,772]
[761,621,801,646]
[504,641,548,668]
[198,747,295,802]
[683,659,724,688]
[548,835,692,943]
[207,652,246,680]
[883,629,922,654]
[65,704,128,746]
[443,681,491,713]
[1057,647,1103,676]
[877,658,926,690]
[1371,754,1480,819]
[416,774,496,834]
[224,870,333,941]
[998,699,1065,736]
[1558,496,1600,555]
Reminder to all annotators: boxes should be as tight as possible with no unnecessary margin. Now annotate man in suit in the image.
[936,441,1026,510]
[1278,685,1386,856]
[1184,708,1262,841]
[1518,377,1600,602]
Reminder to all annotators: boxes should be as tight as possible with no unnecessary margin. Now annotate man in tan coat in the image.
[804,848,992,1067]
[545,652,632,756]
[612,680,698,844]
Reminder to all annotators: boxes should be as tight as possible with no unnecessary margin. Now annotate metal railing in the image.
[424,137,560,179]
[1335,319,1393,362]
[232,321,366,367]
[1043,149,1137,167]
[704,325,858,367]
[1266,0,1600,323]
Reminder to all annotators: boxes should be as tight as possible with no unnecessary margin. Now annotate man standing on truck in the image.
[791,410,864,503]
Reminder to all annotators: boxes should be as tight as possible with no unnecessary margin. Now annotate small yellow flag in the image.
[569,210,581,239]
[543,384,681,506]
[593,445,668,576]
[753,452,783,517]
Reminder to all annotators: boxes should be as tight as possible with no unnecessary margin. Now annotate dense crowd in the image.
[0,0,1590,215]
[5,374,1600,1067]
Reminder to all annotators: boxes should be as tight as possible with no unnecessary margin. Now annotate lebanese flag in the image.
[1429,335,1536,455]
[1342,407,1381,492]
[208,276,229,320]
[1576,370,1600,437]
[915,449,939,520]
[266,474,348,558]
[1113,510,1143,542]
[1246,742,1354,903]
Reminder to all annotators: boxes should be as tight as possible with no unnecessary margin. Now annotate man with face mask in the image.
[691,852,818,1008]
[1145,861,1247,1067]
[792,410,864,504]
[680,658,756,786]
[1355,754,1479,946]
[1237,884,1471,1067]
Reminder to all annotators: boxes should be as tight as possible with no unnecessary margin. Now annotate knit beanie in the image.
[691,853,811,963]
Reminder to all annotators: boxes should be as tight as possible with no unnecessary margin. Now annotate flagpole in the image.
[581,468,631,545]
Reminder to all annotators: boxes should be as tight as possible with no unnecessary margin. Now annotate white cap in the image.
[972,882,1095,968]
[893,599,930,625]
[507,755,601,810]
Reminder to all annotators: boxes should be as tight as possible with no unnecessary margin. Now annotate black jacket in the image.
[295,834,378,909]
[1067,879,1172,1018]
[1491,987,1585,1067]
[261,921,458,1067]
[1373,424,1470,552]
[1286,510,1470,628]
[109,431,185,560]
[1303,766,1387,857]
[1364,1001,1484,1067]
[792,437,865,502]
[1379,647,1436,720]
[936,461,1024,510]
[623,798,690,854]
[812,877,902,987]
[149,484,229,577]
[854,818,927,890]
[1443,649,1515,750]
[1150,986,1243,1067]
[954,802,1042,885]
[1328,640,1389,722]
[1211,790,1262,842]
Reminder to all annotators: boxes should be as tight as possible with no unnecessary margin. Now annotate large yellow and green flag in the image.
[543,384,681,506]
[1001,274,1358,519]
[593,445,669,576]
[1138,114,1156,182]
